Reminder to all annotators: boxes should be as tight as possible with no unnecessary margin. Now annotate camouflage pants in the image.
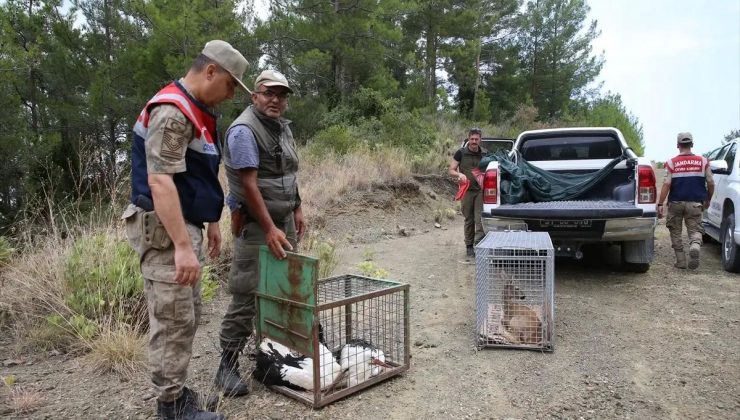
[123,204,203,402]
[461,189,484,246]
[666,201,704,251]
[219,214,297,352]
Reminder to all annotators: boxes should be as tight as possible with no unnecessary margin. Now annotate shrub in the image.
[356,261,389,279]
[200,265,219,302]
[63,233,145,325]
[0,236,13,268]
[88,324,146,377]
[308,125,357,155]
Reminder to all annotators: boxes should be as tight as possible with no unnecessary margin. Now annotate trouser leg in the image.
[219,215,298,352]
[473,190,484,244]
[145,278,199,402]
[666,202,686,251]
[684,202,704,246]
[461,190,476,246]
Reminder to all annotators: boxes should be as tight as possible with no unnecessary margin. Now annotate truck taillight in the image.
[483,169,497,204]
[638,165,656,204]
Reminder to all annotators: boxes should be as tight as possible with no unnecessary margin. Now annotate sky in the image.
[587,0,740,160]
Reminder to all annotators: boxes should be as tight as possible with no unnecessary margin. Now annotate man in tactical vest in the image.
[215,69,305,396]
[449,128,487,258]
[122,40,249,420]
[657,132,715,269]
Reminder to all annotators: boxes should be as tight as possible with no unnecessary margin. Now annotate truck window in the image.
[726,144,737,174]
[519,134,622,161]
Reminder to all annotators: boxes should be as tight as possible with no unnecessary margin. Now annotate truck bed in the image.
[487,200,643,219]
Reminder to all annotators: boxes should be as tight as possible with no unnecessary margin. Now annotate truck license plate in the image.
[539,220,592,228]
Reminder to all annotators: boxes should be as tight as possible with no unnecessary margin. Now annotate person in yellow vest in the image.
[121,40,248,420]
[449,128,487,258]
[214,70,305,397]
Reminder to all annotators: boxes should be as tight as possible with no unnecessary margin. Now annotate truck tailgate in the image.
[487,200,643,219]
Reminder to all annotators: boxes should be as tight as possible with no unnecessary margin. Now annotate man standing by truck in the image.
[449,128,486,257]
[657,132,715,269]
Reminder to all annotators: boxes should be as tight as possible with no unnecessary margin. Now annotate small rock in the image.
[49,350,62,357]
[428,191,438,200]
[434,223,442,229]
[441,293,449,298]
[192,353,201,359]
[2,359,22,367]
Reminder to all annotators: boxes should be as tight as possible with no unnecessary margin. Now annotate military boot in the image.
[466,246,474,258]
[156,387,224,420]
[674,250,687,269]
[214,349,250,397]
[688,242,701,269]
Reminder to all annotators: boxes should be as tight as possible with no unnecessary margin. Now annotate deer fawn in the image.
[502,281,542,345]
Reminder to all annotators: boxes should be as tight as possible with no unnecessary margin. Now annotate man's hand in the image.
[656,204,664,219]
[266,226,293,259]
[457,172,467,183]
[174,246,201,286]
[207,222,222,259]
[294,206,306,242]
[703,200,710,210]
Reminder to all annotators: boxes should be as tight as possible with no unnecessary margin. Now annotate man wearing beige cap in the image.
[215,69,305,397]
[657,132,715,269]
[122,40,248,420]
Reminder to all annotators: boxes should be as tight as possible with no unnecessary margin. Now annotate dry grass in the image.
[8,387,44,414]
[300,146,413,215]
[87,324,147,378]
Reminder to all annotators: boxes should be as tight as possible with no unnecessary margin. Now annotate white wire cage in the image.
[474,231,555,351]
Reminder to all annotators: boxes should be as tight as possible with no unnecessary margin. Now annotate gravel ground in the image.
[1,191,738,420]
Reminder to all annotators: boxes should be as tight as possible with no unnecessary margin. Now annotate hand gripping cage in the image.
[474,231,555,351]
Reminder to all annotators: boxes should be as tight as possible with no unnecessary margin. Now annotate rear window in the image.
[519,134,622,161]
[482,140,513,153]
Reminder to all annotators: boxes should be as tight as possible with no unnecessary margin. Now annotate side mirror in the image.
[710,159,728,174]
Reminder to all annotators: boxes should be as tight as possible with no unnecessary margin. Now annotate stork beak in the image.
[370,357,393,369]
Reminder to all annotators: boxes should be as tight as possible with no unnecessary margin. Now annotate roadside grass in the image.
[8,387,44,415]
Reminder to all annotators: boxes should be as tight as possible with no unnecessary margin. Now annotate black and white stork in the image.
[335,339,393,387]
[251,329,342,391]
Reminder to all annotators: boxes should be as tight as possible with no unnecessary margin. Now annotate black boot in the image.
[466,245,475,257]
[214,349,250,397]
[156,387,224,420]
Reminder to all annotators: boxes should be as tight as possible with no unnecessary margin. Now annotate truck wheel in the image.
[720,213,740,273]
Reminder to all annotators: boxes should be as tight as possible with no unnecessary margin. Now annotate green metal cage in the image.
[255,246,411,408]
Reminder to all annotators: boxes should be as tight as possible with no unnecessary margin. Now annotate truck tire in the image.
[621,238,653,273]
[720,213,740,273]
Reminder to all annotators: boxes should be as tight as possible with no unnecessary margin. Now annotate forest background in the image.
[0,0,648,234]
[0,0,651,373]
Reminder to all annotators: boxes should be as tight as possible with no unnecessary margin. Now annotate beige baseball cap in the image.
[201,40,249,92]
[254,69,293,93]
[676,132,693,144]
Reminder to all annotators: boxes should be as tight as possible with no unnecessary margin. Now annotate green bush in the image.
[308,125,357,155]
[64,233,145,324]
[0,236,14,268]
[200,265,219,302]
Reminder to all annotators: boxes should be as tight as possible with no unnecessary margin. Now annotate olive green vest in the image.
[458,146,487,192]
[224,106,300,222]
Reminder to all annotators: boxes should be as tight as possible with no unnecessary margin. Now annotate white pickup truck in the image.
[702,138,740,272]
[481,127,658,272]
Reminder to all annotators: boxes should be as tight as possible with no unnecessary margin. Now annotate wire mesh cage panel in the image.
[474,231,554,351]
[255,247,410,408]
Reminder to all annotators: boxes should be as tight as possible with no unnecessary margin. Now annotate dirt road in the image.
[2,209,738,419]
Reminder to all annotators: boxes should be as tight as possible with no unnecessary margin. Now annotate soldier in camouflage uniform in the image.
[214,70,305,397]
[122,40,248,420]
[449,128,487,258]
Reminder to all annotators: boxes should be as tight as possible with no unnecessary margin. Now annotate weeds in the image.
[303,231,339,279]
[2,375,42,415]
[87,323,146,378]
[356,261,390,279]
